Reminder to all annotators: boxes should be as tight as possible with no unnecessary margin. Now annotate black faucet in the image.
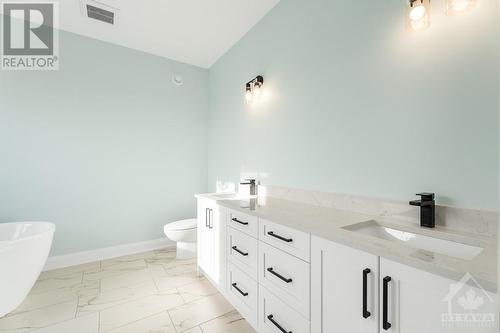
[409,193,435,228]
[240,179,257,195]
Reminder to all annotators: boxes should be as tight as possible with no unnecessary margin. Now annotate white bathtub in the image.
[0,222,55,318]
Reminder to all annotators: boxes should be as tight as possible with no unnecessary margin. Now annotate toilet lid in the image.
[164,218,197,231]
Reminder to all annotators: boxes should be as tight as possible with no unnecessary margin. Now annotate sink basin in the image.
[212,193,239,199]
[210,193,257,200]
[344,221,483,260]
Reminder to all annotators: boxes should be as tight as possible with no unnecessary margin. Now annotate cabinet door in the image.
[380,258,498,333]
[211,205,226,289]
[311,236,379,333]
[197,199,214,278]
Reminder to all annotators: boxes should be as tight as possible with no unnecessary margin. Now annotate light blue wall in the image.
[208,0,499,210]
[0,30,209,255]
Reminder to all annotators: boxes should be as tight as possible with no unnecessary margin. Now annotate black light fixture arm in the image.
[246,75,264,87]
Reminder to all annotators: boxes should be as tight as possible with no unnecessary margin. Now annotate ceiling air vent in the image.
[86,4,114,24]
[80,1,119,25]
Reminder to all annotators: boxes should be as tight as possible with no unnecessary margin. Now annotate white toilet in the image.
[163,218,197,260]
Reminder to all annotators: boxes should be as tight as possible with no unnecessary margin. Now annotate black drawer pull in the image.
[231,283,248,297]
[267,267,292,283]
[267,231,293,243]
[362,268,371,319]
[267,315,292,333]
[232,217,249,225]
[231,246,249,256]
[383,276,392,330]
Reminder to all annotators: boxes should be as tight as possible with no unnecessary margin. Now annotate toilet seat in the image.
[164,218,197,232]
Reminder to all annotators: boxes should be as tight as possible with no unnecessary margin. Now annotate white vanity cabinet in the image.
[196,200,497,333]
[196,198,226,290]
[311,236,379,333]
[311,236,498,333]
[379,258,498,333]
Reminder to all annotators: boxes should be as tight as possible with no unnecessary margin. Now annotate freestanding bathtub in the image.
[0,222,55,317]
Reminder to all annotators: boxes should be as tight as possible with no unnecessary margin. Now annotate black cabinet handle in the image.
[267,267,292,283]
[267,231,293,243]
[362,268,371,319]
[383,276,392,330]
[232,217,249,225]
[232,246,249,256]
[209,209,213,229]
[231,283,248,297]
[267,315,292,333]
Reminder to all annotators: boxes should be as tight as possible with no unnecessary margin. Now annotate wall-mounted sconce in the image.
[446,0,477,15]
[245,75,264,104]
[406,0,431,31]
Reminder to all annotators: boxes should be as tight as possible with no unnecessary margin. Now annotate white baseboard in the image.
[44,238,176,271]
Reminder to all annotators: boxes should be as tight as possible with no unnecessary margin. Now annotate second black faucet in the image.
[409,193,435,228]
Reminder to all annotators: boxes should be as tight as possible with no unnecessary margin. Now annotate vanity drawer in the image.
[259,241,310,319]
[228,209,258,238]
[227,262,258,328]
[259,285,310,333]
[227,227,258,279]
[259,218,311,262]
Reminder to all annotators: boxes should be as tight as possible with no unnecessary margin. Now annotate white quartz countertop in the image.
[198,194,497,293]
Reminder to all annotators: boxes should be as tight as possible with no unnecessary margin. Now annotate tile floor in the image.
[0,249,256,333]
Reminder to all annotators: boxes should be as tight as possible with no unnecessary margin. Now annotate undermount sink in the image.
[344,220,483,260]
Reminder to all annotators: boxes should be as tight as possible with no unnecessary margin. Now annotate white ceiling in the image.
[57,0,280,68]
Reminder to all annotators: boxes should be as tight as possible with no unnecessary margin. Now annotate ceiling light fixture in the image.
[406,0,431,31]
[446,0,477,15]
[244,75,264,104]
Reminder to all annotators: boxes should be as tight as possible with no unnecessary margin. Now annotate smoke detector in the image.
[80,1,119,25]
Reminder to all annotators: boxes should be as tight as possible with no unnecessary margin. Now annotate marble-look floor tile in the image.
[162,258,196,270]
[145,256,175,267]
[177,280,218,303]
[27,278,100,300]
[153,249,176,259]
[180,327,203,333]
[154,273,203,292]
[38,262,100,281]
[200,310,256,333]
[101,252,155,268]
[0,300,78,333]
[77,280,157,316]
[100,266,166,292]
[0,249,249,333]
[8,288,78,316]
[61,279,100,297]
[104,312,176,333]
[29,313,98,333]
[84,259,149,281]
[99,291,184,332]
[30,272,83,294]
[164,263,197,276]
[168,293,234,332]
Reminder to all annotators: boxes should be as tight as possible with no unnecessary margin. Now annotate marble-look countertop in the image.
[197,194,497,293]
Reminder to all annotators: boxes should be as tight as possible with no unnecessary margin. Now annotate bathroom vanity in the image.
[195,194,497,333]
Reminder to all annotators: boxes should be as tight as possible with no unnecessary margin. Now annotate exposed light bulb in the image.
[253,84,261,98]
[245,89,253,104]
[409,4,426,21]
[406,0,430,31]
